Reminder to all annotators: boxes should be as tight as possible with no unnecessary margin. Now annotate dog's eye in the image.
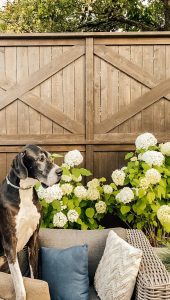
[39,155,45,162]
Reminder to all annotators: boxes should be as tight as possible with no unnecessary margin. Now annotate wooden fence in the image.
[1,32,170,182]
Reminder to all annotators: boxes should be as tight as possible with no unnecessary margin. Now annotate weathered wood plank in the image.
[51,46,64,134]
[153,45,165,132]
[95,76,170,133]
[28,46,41,134]
[0,79,85,134]
[85,38,94,172]
[0,47,6,134]
[0,45,85,111]
[118,46,131,133]
[17,47,29,134]
[141,46,154,131]
[130,46,142,132]
[165,46,170,131]
[63,46,75,134]
[94,45,170,102]
[5,47,18,135]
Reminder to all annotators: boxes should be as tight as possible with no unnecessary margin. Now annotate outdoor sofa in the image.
[0,228,169,300]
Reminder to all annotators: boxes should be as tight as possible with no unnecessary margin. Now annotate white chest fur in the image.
[15,178,40,252]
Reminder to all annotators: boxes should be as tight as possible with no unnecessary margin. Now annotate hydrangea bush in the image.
[36,150,113,230]
[36,133,170,246]
[111,133,170,246]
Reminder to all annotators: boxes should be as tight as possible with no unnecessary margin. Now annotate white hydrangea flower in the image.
[64,150,83,167]
[103,185,113,194]
[121,166,127,171]
[135,132,157,150]
[60,201,67,211]
[37,185,48,199]
[111,169,125,186]
[61,163,70,169]
[116,187,134,204]
[157,205,170,225]
[61,183,73,195]
[160,142,170,156]
[72,174,82,182]
[67,209,79,222]
[139,177,150,189]
[87,178,100,189]
[145,168,161,185]
[53,212,68,228]
[87,188,100,200]
[61,175,72,182]
[140,151,164,167]
[130,157,138,162]
[74,186,87,199]
[138,153,142,160]
[95,201,107,214]
[37,184,63,203]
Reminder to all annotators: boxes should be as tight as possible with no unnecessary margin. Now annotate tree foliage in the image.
[0,0,169,32]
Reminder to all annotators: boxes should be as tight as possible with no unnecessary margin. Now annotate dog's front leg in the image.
[28,229,39,279]
[2,229,26,300]
[8,258,26,300]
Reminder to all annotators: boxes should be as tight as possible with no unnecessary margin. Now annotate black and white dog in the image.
[0,144,62,300]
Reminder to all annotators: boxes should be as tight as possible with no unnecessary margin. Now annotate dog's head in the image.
[11,145,62,187]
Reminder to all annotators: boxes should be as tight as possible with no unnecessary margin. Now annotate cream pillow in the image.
[94,230,142,300]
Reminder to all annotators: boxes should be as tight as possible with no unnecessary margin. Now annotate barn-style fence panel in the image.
[0,32,170,182]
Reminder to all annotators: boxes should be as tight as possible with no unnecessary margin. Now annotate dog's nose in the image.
[56,168,63,177]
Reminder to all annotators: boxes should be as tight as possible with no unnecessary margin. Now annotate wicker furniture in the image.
[0,228,169,300]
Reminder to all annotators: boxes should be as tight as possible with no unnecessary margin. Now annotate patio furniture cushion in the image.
[39,227,126,284]
[94,230,142,300]
[40,245,89,300]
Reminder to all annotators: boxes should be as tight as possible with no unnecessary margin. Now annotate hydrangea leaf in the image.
[52,200,61,211]
[85,207,95,218]
[79,168,92,176]
[120,205,131,215]
[71,168,81,178]
[62,167,71,176]
[146,192,155,204]
[125,152,134,160]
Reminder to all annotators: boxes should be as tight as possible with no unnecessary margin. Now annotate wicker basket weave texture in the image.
[127,229,170,300]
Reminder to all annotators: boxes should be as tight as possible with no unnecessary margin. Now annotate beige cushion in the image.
[0,272,50,300]
[39,227,126,283]
[94,230,142,300]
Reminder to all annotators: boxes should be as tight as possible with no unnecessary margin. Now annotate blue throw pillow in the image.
[40,245,89,300]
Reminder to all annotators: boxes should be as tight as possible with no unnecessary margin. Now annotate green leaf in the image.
[99,177,107,182]
[120,205,131,215]
[85,208,95,218]
[79,168,92,176]
[125,152,134,160]
[165,156,170,166]
[81,223,88,230]
[74,207,81,215]
[67,200,75,209]
[71,168,81,178]
[40,199,48,208]
[160,178,167,188]
[138,188,146,198]
[127,214,134,223]
[146,192,155,203]
[52,200,61,211]
[62,167,71,176]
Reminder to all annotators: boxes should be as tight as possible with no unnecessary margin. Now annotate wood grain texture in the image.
[0,35,170,179]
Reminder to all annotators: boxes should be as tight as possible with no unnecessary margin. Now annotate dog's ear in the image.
[11,152,28,179]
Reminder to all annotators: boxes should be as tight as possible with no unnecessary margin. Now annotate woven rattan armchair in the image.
[0,228,169,300]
